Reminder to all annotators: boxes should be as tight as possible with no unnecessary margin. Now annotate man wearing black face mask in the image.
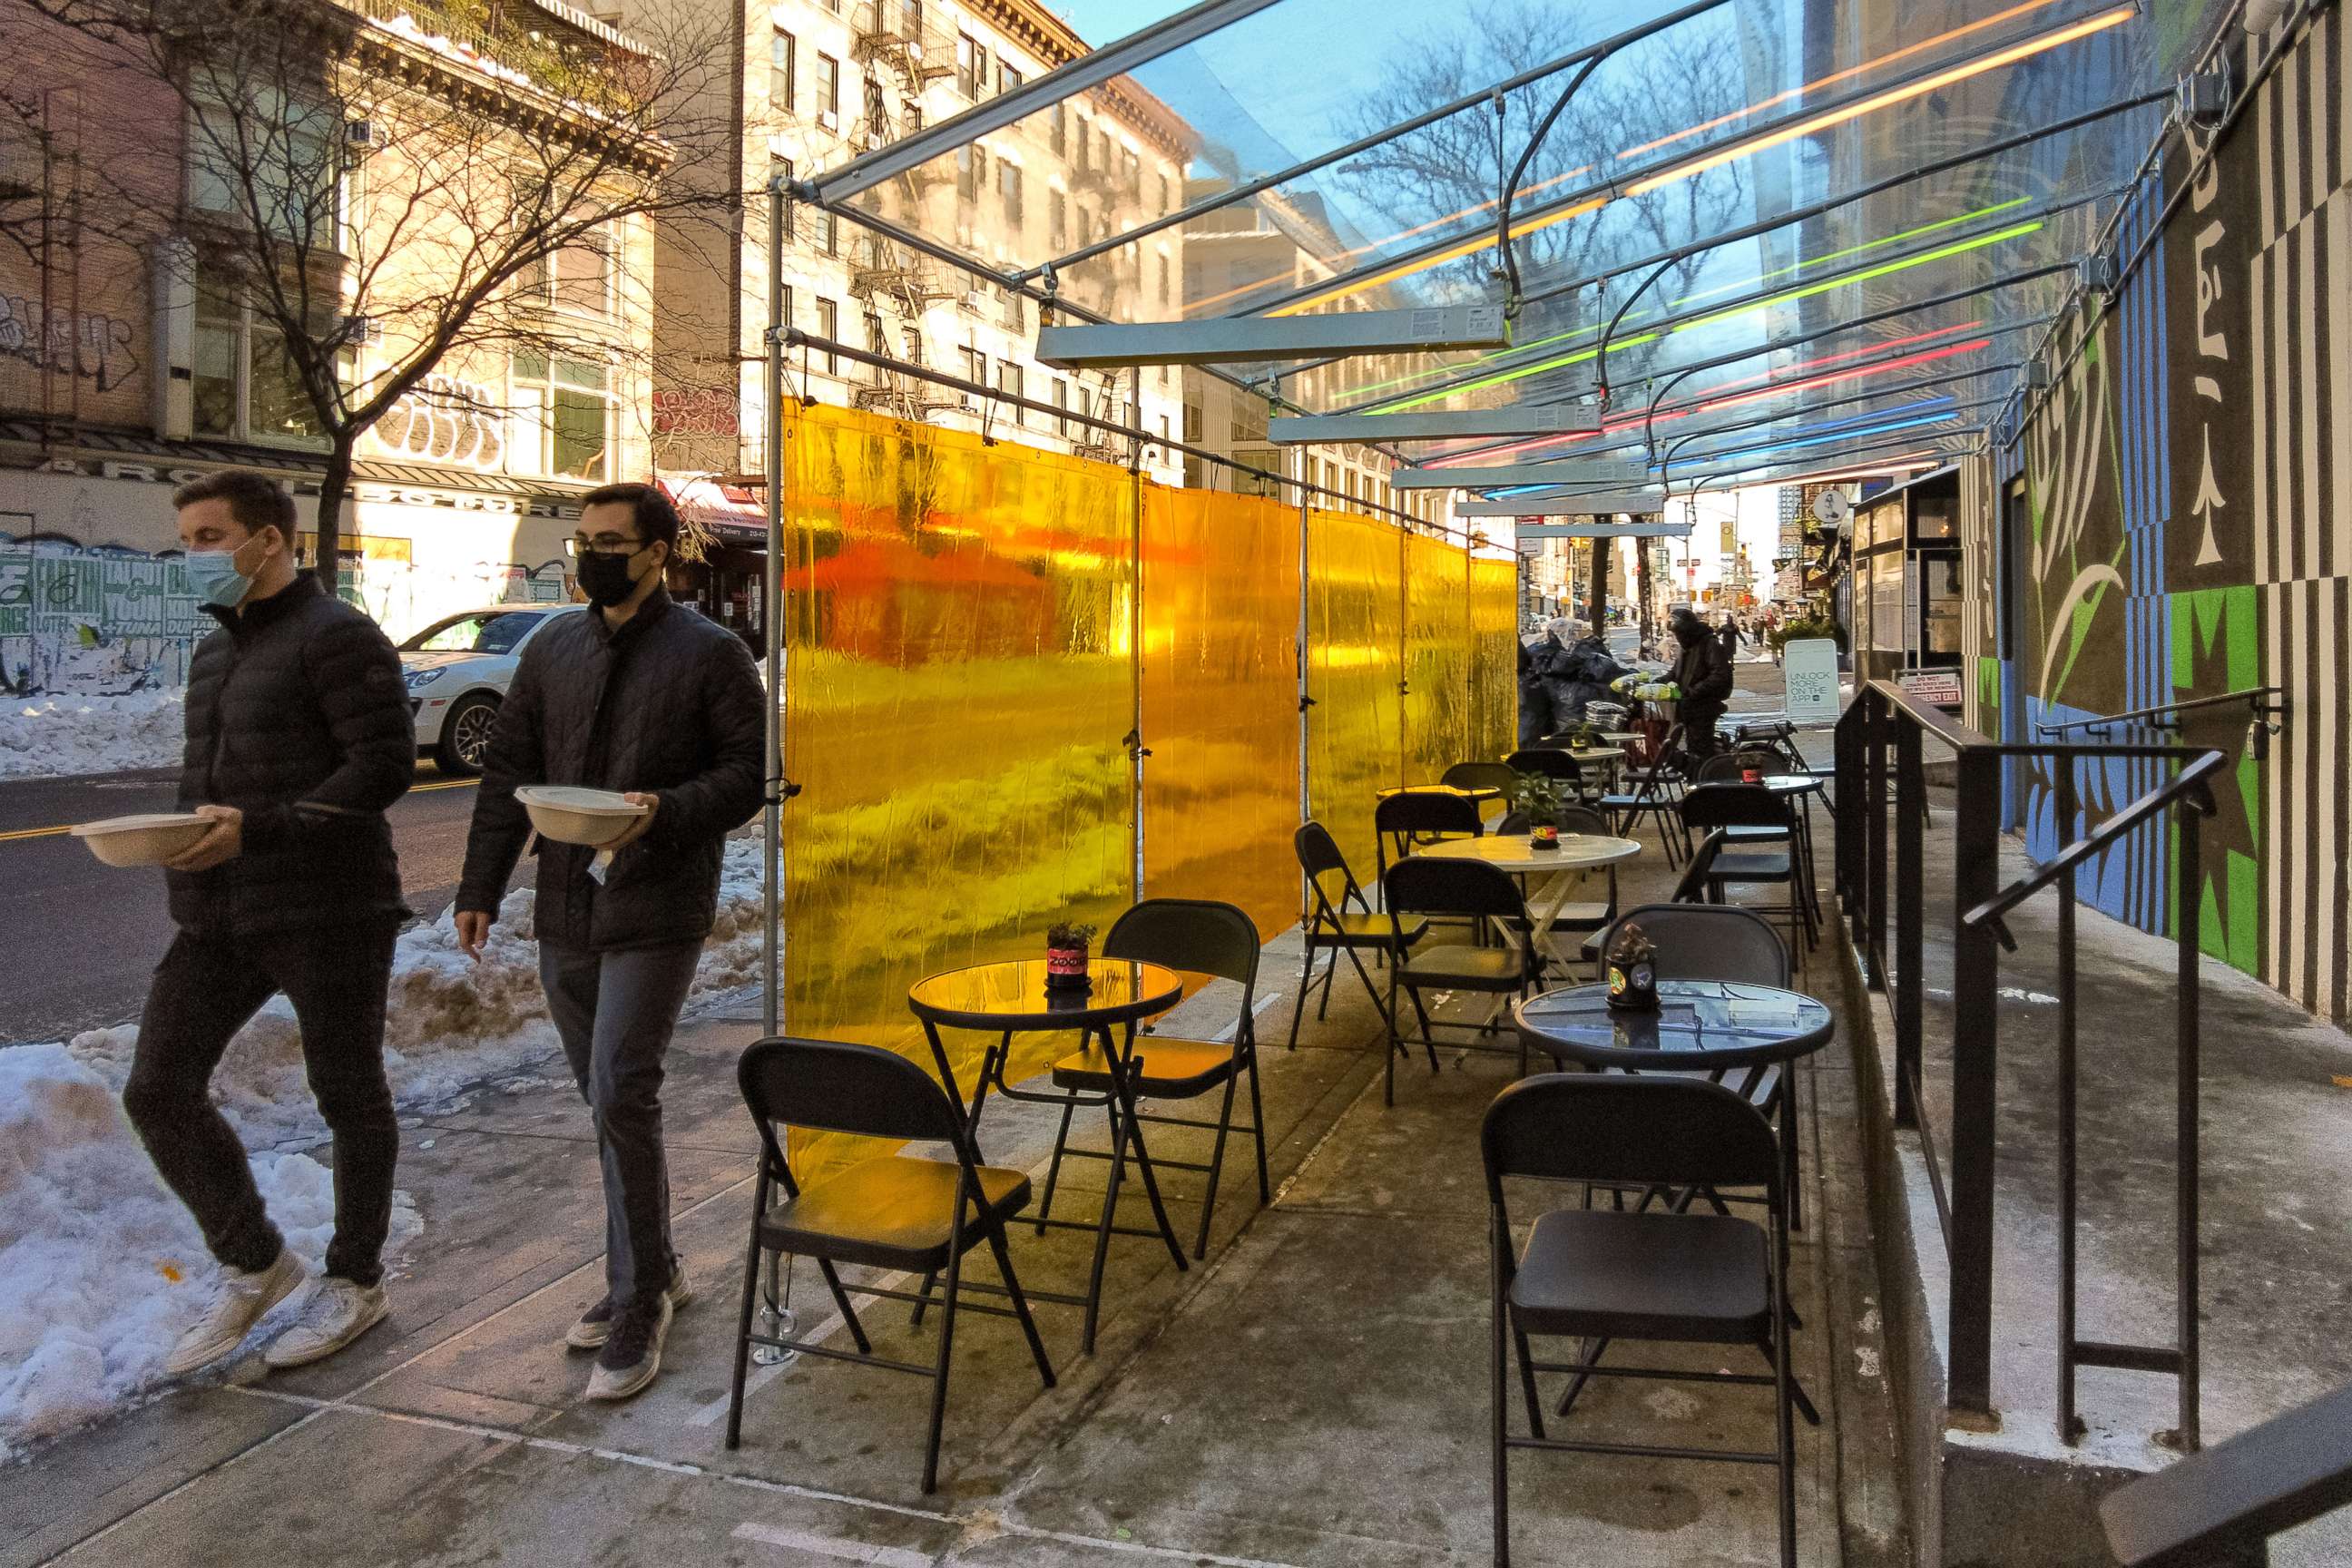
[456,482,764,1402]
[1668,606,1734,760]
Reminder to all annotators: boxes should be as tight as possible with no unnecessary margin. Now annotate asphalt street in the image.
[0,766,489,1044]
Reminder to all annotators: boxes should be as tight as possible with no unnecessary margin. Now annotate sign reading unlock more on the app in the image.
[1782,638,1840,724]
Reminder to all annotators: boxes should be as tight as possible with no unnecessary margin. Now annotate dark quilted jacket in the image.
[457,587,765,952]
[168,574,416,936]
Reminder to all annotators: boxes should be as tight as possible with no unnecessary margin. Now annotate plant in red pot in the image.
[1044,921,1097,993]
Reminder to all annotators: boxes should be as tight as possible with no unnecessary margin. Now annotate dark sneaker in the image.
[565,1263,692,1351]
[584,1295,671,1402]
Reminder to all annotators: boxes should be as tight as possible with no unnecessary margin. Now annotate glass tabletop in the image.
[1514,979,1834,1069]
[1761,775,1827,793]
[907,958,1185,1029]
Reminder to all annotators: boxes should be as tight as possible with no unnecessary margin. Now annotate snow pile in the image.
[0,690,186,779]
[0,1045,420,1457]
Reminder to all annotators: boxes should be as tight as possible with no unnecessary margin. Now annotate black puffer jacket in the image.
[457,587,765,952]
[168,575,416,936]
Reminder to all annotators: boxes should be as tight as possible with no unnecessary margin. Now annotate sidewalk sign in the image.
[1783,638,1840,723]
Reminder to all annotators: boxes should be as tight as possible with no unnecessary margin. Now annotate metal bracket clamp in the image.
[1121,730,1152,762]
[766,778,803,807]
[1298,694,1318,714]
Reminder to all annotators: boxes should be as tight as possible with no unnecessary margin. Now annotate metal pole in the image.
[2174,800,2202,1453]
[762,181,786,1037]
[2057,762,2081,1444]
[1896,712,1924,1128]
[1297,449,1312,922]
[1948,745,2003,1419]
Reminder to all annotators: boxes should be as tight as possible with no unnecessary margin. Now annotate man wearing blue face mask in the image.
[122,469,416,1379]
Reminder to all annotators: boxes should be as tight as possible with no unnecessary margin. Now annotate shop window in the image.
[191,281,336,446]
[512,350,612,481]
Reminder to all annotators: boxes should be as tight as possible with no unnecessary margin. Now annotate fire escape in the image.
[848,234,960,423]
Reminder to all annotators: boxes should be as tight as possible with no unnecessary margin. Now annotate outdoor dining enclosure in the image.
[763,400,1517,1165]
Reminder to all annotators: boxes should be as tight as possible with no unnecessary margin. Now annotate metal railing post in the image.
[1895,712,1924,1130]
[2056,761,2081,1443]
[2173,799,2203,1453]
[1948,746,2003,1419]
[1866,688,1889,989]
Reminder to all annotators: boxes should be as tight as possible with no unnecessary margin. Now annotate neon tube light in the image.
[1679,409,1960,465]
[1179,0,2081,317]
[1266,7,2131,318]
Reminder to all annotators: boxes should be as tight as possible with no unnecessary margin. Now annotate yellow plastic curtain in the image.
[1305,507,1406,880]
[771,402,1509,1170]
[1138,484,1301,941]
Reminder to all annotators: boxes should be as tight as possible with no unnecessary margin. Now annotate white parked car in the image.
[397,603,585,774]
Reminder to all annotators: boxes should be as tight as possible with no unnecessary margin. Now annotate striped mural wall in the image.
[2251,5,2352,1023]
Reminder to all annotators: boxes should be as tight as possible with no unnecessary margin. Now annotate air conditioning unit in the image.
[341,314,385,343]
[817,109,839,132]
[344,121,382,150]
[863,131,884,151]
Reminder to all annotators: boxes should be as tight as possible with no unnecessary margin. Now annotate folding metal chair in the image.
[1681,783,1818,963]
[1441,760,1520,795]
[1601,722,1692,866]
[1381,857,1546,1105]
[1036,899,1269,1261]
[1289,821,1427,1047]
[726,1035,1054,1493]
[1483,1074,1800,1568]
[1374,788,1484,887]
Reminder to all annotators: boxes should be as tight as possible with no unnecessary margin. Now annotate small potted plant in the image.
[1044,920,1097,993]
[1509,770,1568,849]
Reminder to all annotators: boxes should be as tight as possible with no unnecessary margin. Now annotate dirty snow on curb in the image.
[0,838,765,1455]
[0,690,187,779]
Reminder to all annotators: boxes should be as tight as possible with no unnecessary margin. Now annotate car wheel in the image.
[436,693,501,777]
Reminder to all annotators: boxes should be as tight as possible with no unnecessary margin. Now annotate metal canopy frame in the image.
[780,0,2200,468]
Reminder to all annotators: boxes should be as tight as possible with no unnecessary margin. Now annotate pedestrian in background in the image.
[126,469,416,1377]
[455,483,764,1403]
[1670,606,1735,760]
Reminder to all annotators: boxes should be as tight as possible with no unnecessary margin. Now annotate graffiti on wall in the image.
[0,533,201,695]
[0,295,142,393]
[368,375,505,470]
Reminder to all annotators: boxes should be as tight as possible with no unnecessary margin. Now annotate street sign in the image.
[1782,639,1840,723]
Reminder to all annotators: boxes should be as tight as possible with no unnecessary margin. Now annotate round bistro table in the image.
[906,957,1186,1350]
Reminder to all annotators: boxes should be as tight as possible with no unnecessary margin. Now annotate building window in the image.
[541,234,612,317]
[900,0,922,31]
[815,298,838,371]
[1156,251,1171,309]
[191,282,331,445]
[958,344,984,387]
[902,326,924,365]
[863,74,887,132]
[955,33,982,99]
[816,54,839,121]
[188,92,342,246]
[1049,189,1066,251]
[1050,103,1066,155]
[512,351,612,481]
[821,211,839,257]
[866,310,887,357]
[997,359,1024,421]
[1052,377,1068,436]
[998,162,1023,228]
[769,29,795,112]
[998,60,1024,94]
[956,143,984,204]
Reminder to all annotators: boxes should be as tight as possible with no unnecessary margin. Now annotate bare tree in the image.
[15,0,737,589]
[1333,1,1755,367]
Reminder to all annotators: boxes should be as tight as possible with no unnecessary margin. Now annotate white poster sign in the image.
[1782,638,1840,723]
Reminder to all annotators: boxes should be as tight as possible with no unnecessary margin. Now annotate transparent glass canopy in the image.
[806,0,2235,450]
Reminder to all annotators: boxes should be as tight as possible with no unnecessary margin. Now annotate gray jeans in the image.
[538,939,702,1307]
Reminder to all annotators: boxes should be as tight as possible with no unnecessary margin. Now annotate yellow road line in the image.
[2,779,475,844]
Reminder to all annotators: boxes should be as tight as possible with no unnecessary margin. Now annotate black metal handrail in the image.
[2034,684,2284,738]
[1833,680,2230,1451]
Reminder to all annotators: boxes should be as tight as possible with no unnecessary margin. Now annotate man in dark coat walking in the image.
[456,482,764,1402]
[125,469,416,1377]
[1669,606,1736,760]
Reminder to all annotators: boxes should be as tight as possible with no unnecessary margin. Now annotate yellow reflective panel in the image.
[1139,484,1301,940]
[778,402,1136,1178]
[1404,531,1474,783]
[1469,557,1520,761]
[1306,508,1405,881]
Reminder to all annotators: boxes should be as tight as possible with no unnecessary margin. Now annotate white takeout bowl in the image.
[515,785,649,847]
[71,812,213,867]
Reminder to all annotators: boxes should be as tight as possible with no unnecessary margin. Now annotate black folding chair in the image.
[1381,857,1546,1105]
[1441,760,1520,795]
[1374,789,1484,887]
[1681,783,1818,963]
[1289,821,1428,1047]
[726,1036,1054,1493]
[1037,900,1269,1261]
[1483,1074,1800,1568]
[1601,722,1692,865]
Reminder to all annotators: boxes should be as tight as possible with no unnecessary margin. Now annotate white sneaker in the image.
[565,1263,693,1351]
[584,1295,672,1402]
[165,1250,308,1376]
[263,1277,390,1369]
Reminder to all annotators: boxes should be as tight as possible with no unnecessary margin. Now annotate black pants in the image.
[1681,699,1726,762]
[538,939,702,1307]
[124,921,401,1285]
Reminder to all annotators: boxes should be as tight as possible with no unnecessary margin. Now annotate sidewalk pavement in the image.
[8,678,1903,1568]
